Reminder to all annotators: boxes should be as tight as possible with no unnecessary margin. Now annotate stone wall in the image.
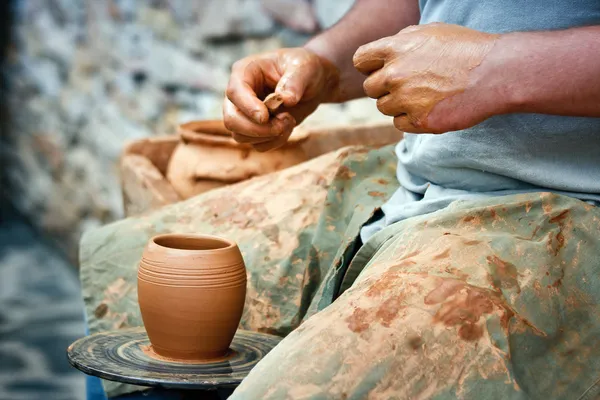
[3,0,388,262]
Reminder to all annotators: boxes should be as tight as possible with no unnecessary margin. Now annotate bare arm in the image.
[492,26,600,117]
[305,0,420,103]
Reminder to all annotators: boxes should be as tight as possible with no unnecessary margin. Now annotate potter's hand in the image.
[354,23,501,134]
[224,48,340,151]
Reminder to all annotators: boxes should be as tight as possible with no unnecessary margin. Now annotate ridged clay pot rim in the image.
[139,260,245,274]
[140,256,243,269]
[146,233,237,255]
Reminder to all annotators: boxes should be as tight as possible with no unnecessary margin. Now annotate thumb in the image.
[274,66,311,108]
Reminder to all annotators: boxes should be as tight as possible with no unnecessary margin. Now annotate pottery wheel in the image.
[67,327,281,390]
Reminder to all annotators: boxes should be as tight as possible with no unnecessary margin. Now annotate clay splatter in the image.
[337,166,357,180]
[407,335,423,350]
[375,296,406,327]
[547,209,570,256]
[486,255,521,293]
[94,303,109,318]
[346,307,371,333]
[425,279,512,342]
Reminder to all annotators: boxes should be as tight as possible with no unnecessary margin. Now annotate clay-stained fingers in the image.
[376,93,408,116]
[393,114,431,134]
[243,111,297,152]
[274,66,312,107]
[252,129,293,152]
[227,60,273,124]
[363,69,392,99]
[392,114,412,133]
[231,133,274,145]
[223,98,293,138]
[353,37,392,75]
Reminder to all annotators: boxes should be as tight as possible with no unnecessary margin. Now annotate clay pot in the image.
[165,120,309,199]
[138,233,247,361]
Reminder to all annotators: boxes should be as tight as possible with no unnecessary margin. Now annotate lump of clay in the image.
[263,92,284,113]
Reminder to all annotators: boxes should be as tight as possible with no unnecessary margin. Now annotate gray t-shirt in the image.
[361,0,600,241]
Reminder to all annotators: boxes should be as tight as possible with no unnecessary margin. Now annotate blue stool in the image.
[87,375,230,400]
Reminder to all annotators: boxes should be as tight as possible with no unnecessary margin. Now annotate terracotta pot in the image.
[138,233,247,361]
[165,120,310,199]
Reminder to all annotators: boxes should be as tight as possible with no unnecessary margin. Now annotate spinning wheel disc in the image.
[67,327,281,390]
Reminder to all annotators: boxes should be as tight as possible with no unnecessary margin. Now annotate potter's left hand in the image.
[353,23,502,134]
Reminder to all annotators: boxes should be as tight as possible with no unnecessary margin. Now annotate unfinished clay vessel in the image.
[138,233,247,361]
[166,120,309,199]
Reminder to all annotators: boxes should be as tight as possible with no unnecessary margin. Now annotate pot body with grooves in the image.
[138,234,247,360]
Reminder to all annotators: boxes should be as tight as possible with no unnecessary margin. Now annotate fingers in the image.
[253,128,293,152]
[231,133,273,145]
[363,69,391,99]
[393,114,431,134]
[231,111,297,152]
[376,93,408,116]
[225,49,324,149]
[353,55,384,76]
[275,67,311,107]
[226,52,314,127]
[223,98,294,138]
[233,123,293,152]
[226,60,272,124]
[393,114,411,133]
[223,94,297,151]
[353,37,391,75]
[377,93,428,131]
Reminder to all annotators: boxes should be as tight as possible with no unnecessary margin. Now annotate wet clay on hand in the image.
[223,47,341,151]
[354,23,499,133]
[137,234,247,361]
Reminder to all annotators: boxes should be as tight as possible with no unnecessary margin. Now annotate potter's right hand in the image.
[223,48,340,151]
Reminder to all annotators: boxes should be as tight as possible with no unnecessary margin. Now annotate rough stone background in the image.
[2,0,391,263]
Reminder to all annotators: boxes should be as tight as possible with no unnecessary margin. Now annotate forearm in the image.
[305,0,420,103]
[486,26,600,117]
